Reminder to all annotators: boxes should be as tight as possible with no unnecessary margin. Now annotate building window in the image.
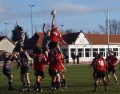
[62,49,68,54]
[85,48,91,57]
[99,48,105,57]
[70,48,76,58]
[113,48,118,56]
[78,48,84,57]
[93,48,98,57]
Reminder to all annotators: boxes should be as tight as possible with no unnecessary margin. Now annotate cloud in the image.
[38,1,103,16]
[55,4,91,14]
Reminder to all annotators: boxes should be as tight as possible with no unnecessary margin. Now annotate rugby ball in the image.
[51,10,56,15]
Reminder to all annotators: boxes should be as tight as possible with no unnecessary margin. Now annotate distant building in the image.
[0,36,15,53]
[24,31,120,62]
[24,33,43,54]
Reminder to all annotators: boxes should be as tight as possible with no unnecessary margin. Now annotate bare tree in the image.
[65,28,75,33]
[99,19,120,34]
[34,24,40,32]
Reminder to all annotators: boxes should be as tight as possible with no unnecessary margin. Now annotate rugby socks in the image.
[51,81,56,89]
[103,81,107,91]
[23,83,27,89]
[56,81,60,90]
[62,79,66,87]
[27,83,31,88]
[94,82,97,92]
[36,81,40,89]
[8,80,13,88]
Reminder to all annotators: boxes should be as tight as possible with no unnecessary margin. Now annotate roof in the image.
[24,32,43,49]
[0,36,5,41]
[62,32,80,44]
[85,34,120,44]
[0,36,14,45]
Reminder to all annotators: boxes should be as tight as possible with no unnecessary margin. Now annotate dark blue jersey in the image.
[19,51,29,67]
[42,33,50,47]
[18,31,25,42]
[3,57,11,69]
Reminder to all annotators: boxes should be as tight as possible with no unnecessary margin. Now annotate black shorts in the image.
[96,71,106,79]
[108,66,116,74]
[35,70,44,78]
[49,42,57,49]
[20,66,29,74]
[14,41,24,52]
[3,68,11,77]
[48,69,59,76]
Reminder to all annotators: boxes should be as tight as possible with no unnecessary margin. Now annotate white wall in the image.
[75,32,89,45]
[0,38,15,53]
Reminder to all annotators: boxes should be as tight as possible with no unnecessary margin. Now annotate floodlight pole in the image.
[5,23,8,37]
[60,25,64,33]
[104,0,109,53]
[29,5,34,37]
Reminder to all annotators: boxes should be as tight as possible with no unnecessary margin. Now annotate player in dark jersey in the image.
[106,50,118,84]
[10,24,25,60]
[49,14,67,52]
[2,52,15,90]
[89,53,98,80]
[93,53,108,92]
[42,23,51,58]
[34,48,46,92]
[19,50,31,91]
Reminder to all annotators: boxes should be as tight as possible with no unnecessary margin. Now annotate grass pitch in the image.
[0,65,120,94]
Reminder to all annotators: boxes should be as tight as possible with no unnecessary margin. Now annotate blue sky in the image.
[0,0,120,38]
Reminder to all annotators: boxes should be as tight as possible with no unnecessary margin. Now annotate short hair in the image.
[18,26,23,31]
[98,53,103,58]
[37,48,42,54]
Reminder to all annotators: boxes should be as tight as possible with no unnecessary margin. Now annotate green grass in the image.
[0,65,120,94]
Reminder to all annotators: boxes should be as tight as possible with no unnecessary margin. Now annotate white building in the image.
[61,31,120,62]
[0,36,15,53]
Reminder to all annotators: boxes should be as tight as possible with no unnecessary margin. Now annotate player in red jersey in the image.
[54,48,67,89]
[49,14,67,52]
[47,48,66,91]
[106,50,118,84]
[93,53,107,92]
[34,48,46,92]
[56,49,67,88]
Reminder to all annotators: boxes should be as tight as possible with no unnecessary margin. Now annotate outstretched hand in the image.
[43,23,45,27]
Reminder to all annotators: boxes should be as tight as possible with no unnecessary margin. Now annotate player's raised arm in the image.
[51,10,56,29]
[42,23,46,34]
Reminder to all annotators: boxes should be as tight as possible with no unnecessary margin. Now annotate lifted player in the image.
[42,23,51,58]
[49,13,67,52]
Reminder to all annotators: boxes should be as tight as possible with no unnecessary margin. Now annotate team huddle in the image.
[90,50,118,92]
[1,10,67,92]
